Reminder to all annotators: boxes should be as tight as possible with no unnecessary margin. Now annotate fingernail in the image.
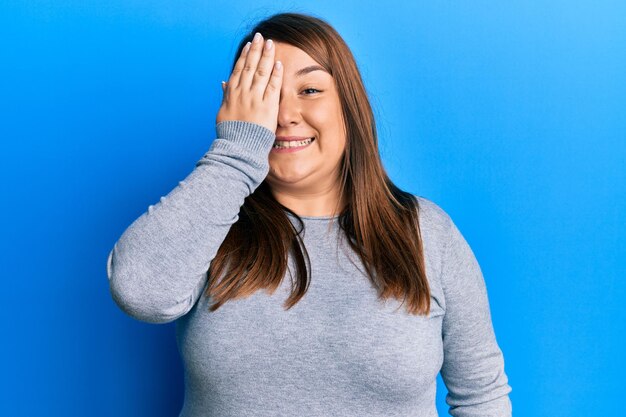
[275,60,282,69]
[265,39,273,50]
[243,42,251,54]
[253,32,262,43]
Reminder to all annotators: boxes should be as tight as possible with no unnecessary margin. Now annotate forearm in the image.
[106,121,275,323]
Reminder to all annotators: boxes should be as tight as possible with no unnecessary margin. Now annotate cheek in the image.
[318,137,346,160]
[308,99,342,129]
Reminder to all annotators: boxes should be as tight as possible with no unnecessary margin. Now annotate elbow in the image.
[446,375,513,417]
[108,288,193,324]
[106,246,194,324]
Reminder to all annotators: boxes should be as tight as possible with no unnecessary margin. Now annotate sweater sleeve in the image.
[439,213,513,416]
[106,120,276,324]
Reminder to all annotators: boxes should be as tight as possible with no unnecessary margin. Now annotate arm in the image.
[106,120,275,324]
[439,214,513,416]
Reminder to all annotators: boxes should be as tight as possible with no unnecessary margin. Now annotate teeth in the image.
[273,137,314,149]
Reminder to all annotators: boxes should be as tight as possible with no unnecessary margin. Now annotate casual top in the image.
[106,120,513,417]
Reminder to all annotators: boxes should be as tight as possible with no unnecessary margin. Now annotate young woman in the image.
[107,12,512,417]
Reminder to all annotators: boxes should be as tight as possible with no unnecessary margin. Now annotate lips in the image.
[271,137,315,153]
[275,136,314,142]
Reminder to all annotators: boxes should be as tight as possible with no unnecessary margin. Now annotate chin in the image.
[267,170,313,185]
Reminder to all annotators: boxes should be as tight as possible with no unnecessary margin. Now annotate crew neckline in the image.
[285,211,340,220]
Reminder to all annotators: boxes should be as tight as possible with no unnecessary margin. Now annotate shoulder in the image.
[413,195,483,283]
[412,194,454,238]
[410,195,456,312]
[413,194,476,255]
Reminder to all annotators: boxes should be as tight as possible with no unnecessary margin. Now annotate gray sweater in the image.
[106,120,512,417]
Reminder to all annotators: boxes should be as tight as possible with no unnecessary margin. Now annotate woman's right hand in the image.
[216,32,283,134]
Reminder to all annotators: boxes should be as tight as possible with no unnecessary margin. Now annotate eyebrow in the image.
[294,65,328,78]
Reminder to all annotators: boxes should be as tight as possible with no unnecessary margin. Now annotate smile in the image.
[271,137,315,153]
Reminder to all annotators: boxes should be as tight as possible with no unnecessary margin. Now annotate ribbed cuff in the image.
[215,120,276,153]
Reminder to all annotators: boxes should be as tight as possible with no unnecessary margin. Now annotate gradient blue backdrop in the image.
[1,1,624,416]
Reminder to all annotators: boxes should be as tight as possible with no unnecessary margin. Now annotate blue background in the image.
[1,1,624,416]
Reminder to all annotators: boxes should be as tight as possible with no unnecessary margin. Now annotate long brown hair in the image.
[204,12,431,315]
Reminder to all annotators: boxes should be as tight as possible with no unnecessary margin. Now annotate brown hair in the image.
[204,12,431,315]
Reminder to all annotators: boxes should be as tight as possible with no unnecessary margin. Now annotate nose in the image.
[276,92,302,127]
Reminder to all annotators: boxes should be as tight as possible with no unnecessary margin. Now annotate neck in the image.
[268,181,347,218]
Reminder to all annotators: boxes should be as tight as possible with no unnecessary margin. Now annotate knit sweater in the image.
[106,120,512,417]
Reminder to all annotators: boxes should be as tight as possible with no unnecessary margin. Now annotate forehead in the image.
[272,41,331,79]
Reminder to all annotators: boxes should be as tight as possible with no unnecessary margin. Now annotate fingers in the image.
[222,31,282,124]
[221,81,227,102]
[227,41,251,91]
[250,38,276,94]
[238,32,266,90]
[263,60,283,102]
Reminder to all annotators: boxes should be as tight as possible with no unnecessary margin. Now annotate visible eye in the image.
[301,88,321,95]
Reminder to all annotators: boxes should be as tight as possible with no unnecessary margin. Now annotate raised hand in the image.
[216,32,283,134]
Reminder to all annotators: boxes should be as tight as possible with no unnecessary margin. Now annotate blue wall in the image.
[1,1,624,416]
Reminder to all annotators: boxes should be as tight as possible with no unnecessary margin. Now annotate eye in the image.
[301,88,321,95]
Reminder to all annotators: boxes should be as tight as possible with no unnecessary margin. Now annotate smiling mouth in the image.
[272,137,315,149]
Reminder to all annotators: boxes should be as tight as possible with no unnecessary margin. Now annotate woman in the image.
[107,12,512,417]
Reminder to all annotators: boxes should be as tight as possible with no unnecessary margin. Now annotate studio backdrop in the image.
[0,1,624,416]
